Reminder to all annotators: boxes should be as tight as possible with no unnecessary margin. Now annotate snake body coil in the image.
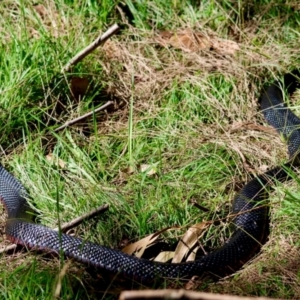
[1,71,300,282]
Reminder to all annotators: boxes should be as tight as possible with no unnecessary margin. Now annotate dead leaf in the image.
[122,232,160,258]
[33,4,47,19]
[258,164,269,173]
[185,276,201,290]
[140,164,157,176]
[158,29,211,53]
[113,166,135,185]
[122,165,135,175]
[103,40,123,60]
[211,38,240,56]
[70,77,90,101]
[156,29,240,55]
[46,153,67,169]
[154,251,174,262]
[186,245,200,262]
[229,121,277,134]
[172,222,209,263]
[122,226,177,258]
[159,30,173,40]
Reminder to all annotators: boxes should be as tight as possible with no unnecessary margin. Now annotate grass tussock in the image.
[0,0,300,299]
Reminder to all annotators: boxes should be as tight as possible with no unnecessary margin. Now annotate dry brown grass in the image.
[74,15,300,298]
[1,1,300,299]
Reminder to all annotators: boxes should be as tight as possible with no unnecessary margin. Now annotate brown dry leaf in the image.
[258,164,269,173]
[33,4,47,19]
[172,222,209,263]
[70,77,90,101]
[185,276,201,290]
[103,40,124,60]
[140,164,157,176]
[122,233,160,257]
[122,226,176,258]
[153,251,174,262]
[122,165,135,175]
[158,29,211,53]
[46,153,66,169]
[229,121,277,134]
[29,28,40,39]
[115,166,135,185]
[211,38,240,56]
[157,29,239,56]
[186,245,200,262]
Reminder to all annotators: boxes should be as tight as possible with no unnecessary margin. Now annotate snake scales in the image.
[0,71,300,282]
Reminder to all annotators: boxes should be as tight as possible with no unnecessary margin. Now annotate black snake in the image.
[1,71,300,283]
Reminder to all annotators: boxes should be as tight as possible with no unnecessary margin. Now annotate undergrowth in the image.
[0,0,300,299]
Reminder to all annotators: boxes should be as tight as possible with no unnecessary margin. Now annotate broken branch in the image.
[62,23,120,72]
[54,100,114,132]
[0,204,109,254]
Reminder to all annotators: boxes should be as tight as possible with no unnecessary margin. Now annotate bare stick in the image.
[191,200,210,212]
[119,290,278,300]
[54,204,109,232]
[0,204,109,254]
[54,261,72,298]
[62,23,120,73]
[0,244,17,253]
[54,100,114,132]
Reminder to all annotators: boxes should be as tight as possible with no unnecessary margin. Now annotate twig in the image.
[191,200,210,212]
[0,25,118,255]
[0,144,5,156]
[62,23,120,73]
[0,204,109,254]
[119,289,278,300]
[0,244,17,253]
[54,261,72,298]
[54,203,109,232]
[56,24,119,130]
[54,100,114,132]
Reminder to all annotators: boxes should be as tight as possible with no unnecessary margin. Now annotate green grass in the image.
[1,0,300,299]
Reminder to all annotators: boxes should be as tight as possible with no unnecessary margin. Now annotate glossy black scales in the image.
[1,71,300,282]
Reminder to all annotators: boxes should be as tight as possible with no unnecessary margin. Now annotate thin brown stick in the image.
[54,261,72,298]
[54,100,114,132]
[62,23,120,73]
[54,203,109,232]
[191,200,210,212]
[0,204,109,254]
[119,290,278,300]
[0,25,118,255]
[0,244,17,253]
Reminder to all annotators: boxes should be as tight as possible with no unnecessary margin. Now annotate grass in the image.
[1,0,300,299]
